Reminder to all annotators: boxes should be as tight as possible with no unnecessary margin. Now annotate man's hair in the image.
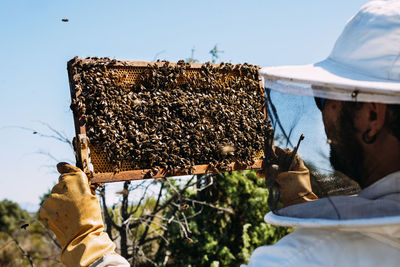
[341,102,400,141]
[386,104,400,141]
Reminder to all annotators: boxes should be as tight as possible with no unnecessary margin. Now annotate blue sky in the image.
[0,0,369,211]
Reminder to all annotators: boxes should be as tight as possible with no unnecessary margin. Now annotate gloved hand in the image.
[39,162,116,267]
[259,147,318,207]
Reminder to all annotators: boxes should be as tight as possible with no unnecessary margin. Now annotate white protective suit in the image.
[247,1,400,265]
[244,171,400,267]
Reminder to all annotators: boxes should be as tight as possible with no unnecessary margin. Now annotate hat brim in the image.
[260,58,400,104]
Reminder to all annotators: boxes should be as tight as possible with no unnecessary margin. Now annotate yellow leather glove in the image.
[39,163,116,267]
[274,147,318,206]
[259,147,318,207]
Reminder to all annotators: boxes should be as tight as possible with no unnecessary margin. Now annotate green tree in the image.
[0,199,30,233]
[157,171,292,266]
[0,199,63,267]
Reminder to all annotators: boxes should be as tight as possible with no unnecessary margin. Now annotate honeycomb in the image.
[68,58,266,180]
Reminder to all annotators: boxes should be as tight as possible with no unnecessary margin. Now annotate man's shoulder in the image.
[246,228,349,267]
[245,228,400,267]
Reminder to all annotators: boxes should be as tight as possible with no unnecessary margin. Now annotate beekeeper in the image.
[246,0,400,266]
[39,1,400,266]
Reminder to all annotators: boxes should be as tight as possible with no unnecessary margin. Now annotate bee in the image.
[115,188,129,196]
[71,58,266,177]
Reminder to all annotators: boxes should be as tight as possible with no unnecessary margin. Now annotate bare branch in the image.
[35,150,61,163]
[7,233,35,267]
[0,240,14,251]
[194,176,214,192]
[34,121,73,148]
[186,205,204,219]
[152,176,195,214]
[138,182,164,246]
[182,198,233,214]
[36,220,62,250]
[152,50,166,61]
[99,187,120,237]
[177,209,191,234]
[2,123,73,149]
[128,181,153,217]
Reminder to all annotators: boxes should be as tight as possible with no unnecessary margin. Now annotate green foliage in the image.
[209,45,223,63]
[0,200,62,266]
[39,189,52,207]
[159,171,292,266]
[0,199,30,233]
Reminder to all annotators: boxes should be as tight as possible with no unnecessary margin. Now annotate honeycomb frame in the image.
[67,58,266,183]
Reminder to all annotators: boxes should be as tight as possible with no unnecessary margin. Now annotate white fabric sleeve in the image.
[90,253,130,267]
[242,227,400,267]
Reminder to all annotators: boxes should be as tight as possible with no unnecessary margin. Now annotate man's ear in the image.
[367,103,387,137]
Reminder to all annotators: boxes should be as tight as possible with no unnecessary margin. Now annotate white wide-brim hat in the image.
[260,0,400,104]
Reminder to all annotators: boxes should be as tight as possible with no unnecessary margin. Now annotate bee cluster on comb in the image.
[68,57,267,178]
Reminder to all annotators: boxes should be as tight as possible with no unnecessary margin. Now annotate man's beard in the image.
[328,104,365,187]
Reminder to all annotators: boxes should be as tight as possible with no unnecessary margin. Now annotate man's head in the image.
[260,0,400,187]
[319,99,400,188]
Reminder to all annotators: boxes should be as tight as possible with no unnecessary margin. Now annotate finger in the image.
[56,162,82,174]
[89,183,98,195]
[51,178,69,193]
[274,146,292,158]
